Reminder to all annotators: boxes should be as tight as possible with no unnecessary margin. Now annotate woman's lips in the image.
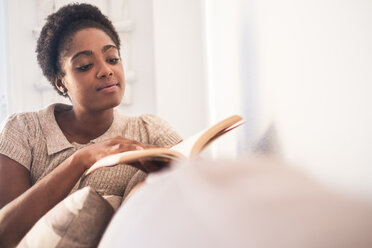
[97,83,120,92]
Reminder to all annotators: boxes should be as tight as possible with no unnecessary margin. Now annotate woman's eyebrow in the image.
[70,45,117,61]
[102,44,118,53]
[71,50,93,61]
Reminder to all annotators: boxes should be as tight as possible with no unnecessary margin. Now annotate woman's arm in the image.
[0,155,31,209]
[0,136,150,248]
[0,152,87,247]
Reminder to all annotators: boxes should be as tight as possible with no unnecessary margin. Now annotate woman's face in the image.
[59,28,125,112]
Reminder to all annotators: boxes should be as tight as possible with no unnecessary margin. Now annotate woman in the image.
[0,3,181,246]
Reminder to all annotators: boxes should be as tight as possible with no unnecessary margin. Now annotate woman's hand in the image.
[74,136,144,169]
[74,136,170,173]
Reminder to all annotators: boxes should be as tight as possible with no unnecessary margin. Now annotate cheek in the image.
[64,73,90,94]
[116,66,125,80]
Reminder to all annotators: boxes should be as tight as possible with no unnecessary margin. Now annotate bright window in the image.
[0,0,9,124]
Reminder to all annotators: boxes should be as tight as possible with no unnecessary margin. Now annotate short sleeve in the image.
[0,113,34,170]
[139,114,182,147]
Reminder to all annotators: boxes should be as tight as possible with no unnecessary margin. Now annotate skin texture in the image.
[0,28,163,247]
[55,28,125,144]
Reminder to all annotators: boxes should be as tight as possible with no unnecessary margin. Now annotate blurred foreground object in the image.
[99,157,372,248]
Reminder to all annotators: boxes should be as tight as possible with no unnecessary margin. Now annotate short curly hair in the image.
[36,3,121,96]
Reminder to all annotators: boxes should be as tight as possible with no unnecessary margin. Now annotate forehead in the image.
[65,28,117,56]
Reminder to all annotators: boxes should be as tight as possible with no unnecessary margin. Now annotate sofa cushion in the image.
[18,187,115,248]
[103,195,122,211]
[99,158,372,248]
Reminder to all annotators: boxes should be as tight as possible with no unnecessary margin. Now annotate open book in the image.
[85,115,244,175]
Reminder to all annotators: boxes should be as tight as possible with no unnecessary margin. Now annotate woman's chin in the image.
[91,97,123,112]
[105,98,123,109]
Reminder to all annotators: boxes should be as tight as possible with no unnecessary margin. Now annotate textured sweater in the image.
[0,103,182,196]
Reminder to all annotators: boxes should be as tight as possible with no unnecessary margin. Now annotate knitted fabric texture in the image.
[0,103,181,196]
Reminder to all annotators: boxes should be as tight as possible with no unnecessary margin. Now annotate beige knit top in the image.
[0,104,182,196]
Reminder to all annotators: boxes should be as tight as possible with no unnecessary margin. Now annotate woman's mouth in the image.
[97,83,120,93]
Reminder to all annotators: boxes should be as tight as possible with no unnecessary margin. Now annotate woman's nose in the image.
[96,62,114,79]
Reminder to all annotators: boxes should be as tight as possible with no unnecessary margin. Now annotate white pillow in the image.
[18,187,115,248]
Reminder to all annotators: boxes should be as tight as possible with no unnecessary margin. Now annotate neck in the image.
[56,106,115,144]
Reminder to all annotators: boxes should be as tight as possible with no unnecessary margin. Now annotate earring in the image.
[62,90,67,96]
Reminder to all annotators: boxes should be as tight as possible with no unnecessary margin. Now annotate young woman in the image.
[0,3,181,246]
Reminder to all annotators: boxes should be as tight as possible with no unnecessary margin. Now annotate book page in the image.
[86,114,244,175]
[171,115,243,158]
[190,115,243,156]
[170,128,207,157]
[86,148,185,175]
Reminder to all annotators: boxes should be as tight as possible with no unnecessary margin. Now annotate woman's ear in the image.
[55,78,68,95]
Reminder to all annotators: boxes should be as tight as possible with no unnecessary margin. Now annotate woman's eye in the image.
[76,64,92,71]
[108,58,120,64]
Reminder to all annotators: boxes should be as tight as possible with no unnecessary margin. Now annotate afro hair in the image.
[36,3,121,96]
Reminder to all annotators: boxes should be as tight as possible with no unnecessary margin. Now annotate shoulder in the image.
[0,103,63,144]
[138,114,173,128]
[1,111,39,134]
[1,104,62,134]
[114,111,170,129]
[127,114,174,133]
[137,114,182,146]
[0,111,41,170]
[114,112,182,146]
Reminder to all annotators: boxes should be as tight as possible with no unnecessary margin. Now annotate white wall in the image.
[0,0,10,123]
[152,0,207,137]
[121,0,157,115]
[250,0,372,196]
[151,0,245,154]
[203,0,245,157]
[7,0,41,113]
